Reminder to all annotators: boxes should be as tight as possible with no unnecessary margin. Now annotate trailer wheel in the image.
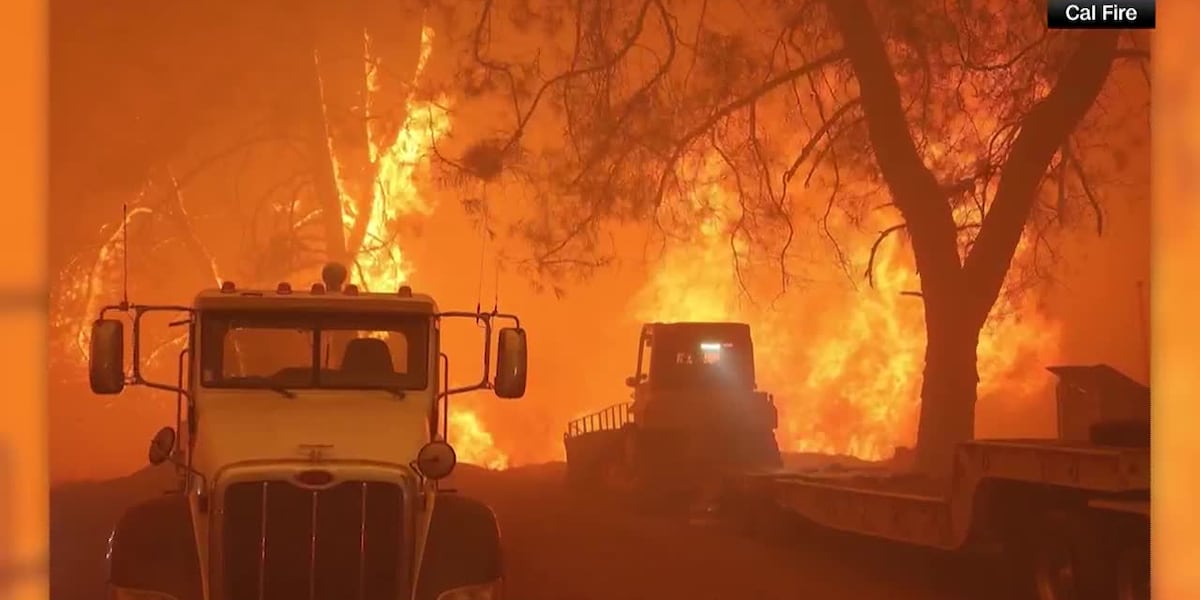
[1112,521,1150,600]
[1029,513,1080,600]
[1021,509,1149,600]
[1023,510,1107,600]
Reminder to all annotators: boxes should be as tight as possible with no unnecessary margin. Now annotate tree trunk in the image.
[364,0,426,147]
[914,301,980,475]
[279,1,352,266]
[311,0,374,259]
[827,0,1121,477]
[301,0,426,264]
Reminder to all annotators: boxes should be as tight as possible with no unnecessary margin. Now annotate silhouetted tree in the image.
[448,0,1149,473]
[50,0,434,365]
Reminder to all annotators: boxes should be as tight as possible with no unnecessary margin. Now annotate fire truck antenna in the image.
[121,202,130,309]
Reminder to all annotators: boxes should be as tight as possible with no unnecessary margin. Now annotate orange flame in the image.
[326,24,508,469]
[635,154,1061,461]
[53,206,153,364]
[448,411,511,470]
[50,22,509,472]
[336,26,449,293]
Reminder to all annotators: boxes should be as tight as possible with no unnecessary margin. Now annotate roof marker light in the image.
[277,282,292,294]
[343,284,360,296]
[220,281,236,293]
[310,283,326,294]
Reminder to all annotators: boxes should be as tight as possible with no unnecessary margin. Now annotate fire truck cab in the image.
[87,263,528,600]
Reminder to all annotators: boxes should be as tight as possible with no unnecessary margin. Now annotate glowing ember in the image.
[634,154,1061,461]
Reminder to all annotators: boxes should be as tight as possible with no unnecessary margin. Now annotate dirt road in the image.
[453,463,1020,600]
[51,463,1024,600]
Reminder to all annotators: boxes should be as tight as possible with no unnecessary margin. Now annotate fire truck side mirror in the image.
[89,319,126,395]
[493,327,527,399]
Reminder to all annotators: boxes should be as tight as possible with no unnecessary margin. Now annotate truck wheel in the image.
[416,494,503,600]
[108,494,202,600]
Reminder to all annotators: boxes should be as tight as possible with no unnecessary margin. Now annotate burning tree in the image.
[446,0,1149,473]
[52,2,444,363]
[50,1,514,475]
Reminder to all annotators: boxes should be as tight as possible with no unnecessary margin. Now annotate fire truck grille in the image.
[222,480,404,600]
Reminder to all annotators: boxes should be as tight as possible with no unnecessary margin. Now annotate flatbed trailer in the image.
[727,364,1151,600]
[736,439,1148,548]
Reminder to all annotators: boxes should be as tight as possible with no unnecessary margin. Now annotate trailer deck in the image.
[738,438,1149,550]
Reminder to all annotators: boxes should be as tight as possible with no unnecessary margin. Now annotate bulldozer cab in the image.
[630,322,756,392]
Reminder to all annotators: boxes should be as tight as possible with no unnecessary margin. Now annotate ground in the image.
[50,462,1024,600]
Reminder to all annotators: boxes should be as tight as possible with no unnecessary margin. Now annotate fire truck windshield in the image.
[199,310,431,392]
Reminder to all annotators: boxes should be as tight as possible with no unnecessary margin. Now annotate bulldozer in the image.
[563,322,782,506]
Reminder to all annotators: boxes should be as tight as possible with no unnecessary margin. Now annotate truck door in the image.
[631,329,653,421]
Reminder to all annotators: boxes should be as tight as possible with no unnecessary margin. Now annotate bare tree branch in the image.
[962,29,1118,327]
[865,223,906,288]
[1063,142,1104,235]
[651,50,846,204]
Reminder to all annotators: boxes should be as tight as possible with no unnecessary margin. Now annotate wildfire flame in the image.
[51,23,510,472]
[635,154,1061,461]
[328,24,507,469]
[337,28,448,293]
[448,411,511,471]
[53,206,155,364]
